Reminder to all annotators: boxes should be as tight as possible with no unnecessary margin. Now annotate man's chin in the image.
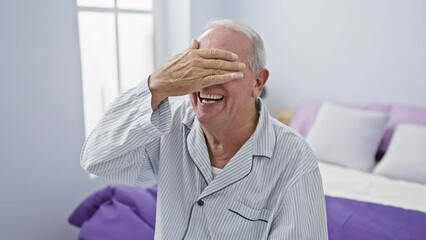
[195,112,223,126]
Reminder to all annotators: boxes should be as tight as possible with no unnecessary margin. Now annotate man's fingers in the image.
[199,69,228,78]
[197,48,239,61]
[189,39,199,50]
[201,72,244,87]
[202,59,246,71]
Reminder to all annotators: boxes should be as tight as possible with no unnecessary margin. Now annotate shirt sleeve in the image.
[80,78,172,186]
[268,168,329,239]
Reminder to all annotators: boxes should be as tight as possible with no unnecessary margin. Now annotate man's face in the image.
[189,27,261,128]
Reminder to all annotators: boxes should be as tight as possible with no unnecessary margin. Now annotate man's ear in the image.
[252,68,269,98]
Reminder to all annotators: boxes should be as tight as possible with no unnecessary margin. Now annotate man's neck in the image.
[202,109,259,169]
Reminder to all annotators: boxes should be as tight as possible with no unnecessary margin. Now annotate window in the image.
[77,0,154,136]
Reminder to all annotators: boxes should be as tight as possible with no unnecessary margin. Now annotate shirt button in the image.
[197,199,204,206]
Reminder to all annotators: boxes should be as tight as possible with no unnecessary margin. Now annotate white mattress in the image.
[319,162,426,213]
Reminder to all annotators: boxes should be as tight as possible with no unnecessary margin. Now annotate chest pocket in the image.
[228,200,271,223]
[214,200,271,240]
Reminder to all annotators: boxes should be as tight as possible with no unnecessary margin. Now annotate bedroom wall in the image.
[191,0,426,114]
[157,0,224,63]
[0,1,108,239]
[190,0,225,37]
[155,0,191,67]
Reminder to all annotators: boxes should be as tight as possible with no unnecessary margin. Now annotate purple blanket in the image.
[69,185,426,239]
[69,185,157,240]
[326,196,426,239]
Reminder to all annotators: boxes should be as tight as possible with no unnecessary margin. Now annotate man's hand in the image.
[149,39,246,110]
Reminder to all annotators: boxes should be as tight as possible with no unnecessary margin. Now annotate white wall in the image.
[190,0,225,38]
[0,1,108,239]
[191,0,426,114]
[155,0,191,66]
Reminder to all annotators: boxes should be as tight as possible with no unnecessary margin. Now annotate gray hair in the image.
[199,19,266,71]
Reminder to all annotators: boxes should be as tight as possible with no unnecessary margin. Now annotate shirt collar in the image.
[181,100,196,129]
[182,98,276,159]
[252,98,276,159]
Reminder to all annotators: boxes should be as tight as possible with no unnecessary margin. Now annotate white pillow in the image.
[306,102,389,172]
[374,124,426,184]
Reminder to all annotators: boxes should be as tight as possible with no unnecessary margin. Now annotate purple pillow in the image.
[290,102,426,154]
[290,102,322,137]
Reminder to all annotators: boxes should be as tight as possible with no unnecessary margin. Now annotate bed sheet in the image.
[319,162,426,213]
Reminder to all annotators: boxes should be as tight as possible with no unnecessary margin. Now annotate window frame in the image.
[77,1,155,95]
[76,0,156,136]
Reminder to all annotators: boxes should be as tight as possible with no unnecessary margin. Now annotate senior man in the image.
[81,19,328,239]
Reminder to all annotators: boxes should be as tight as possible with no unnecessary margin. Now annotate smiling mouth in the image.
[198,92,224,104]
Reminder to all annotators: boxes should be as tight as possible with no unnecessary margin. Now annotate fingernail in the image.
[231,72,244,79]
[230,72,244,79]
[232,53,238,60]
[238,63,246,69]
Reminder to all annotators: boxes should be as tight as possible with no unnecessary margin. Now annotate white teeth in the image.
[199,93,224,100]
[201,99,217,104]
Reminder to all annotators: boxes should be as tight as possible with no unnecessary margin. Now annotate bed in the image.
[291,101,426,239]
[321,162,426,239]
[69,101,426,239]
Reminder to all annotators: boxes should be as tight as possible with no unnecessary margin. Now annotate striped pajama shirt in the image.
[81,79,328,239]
